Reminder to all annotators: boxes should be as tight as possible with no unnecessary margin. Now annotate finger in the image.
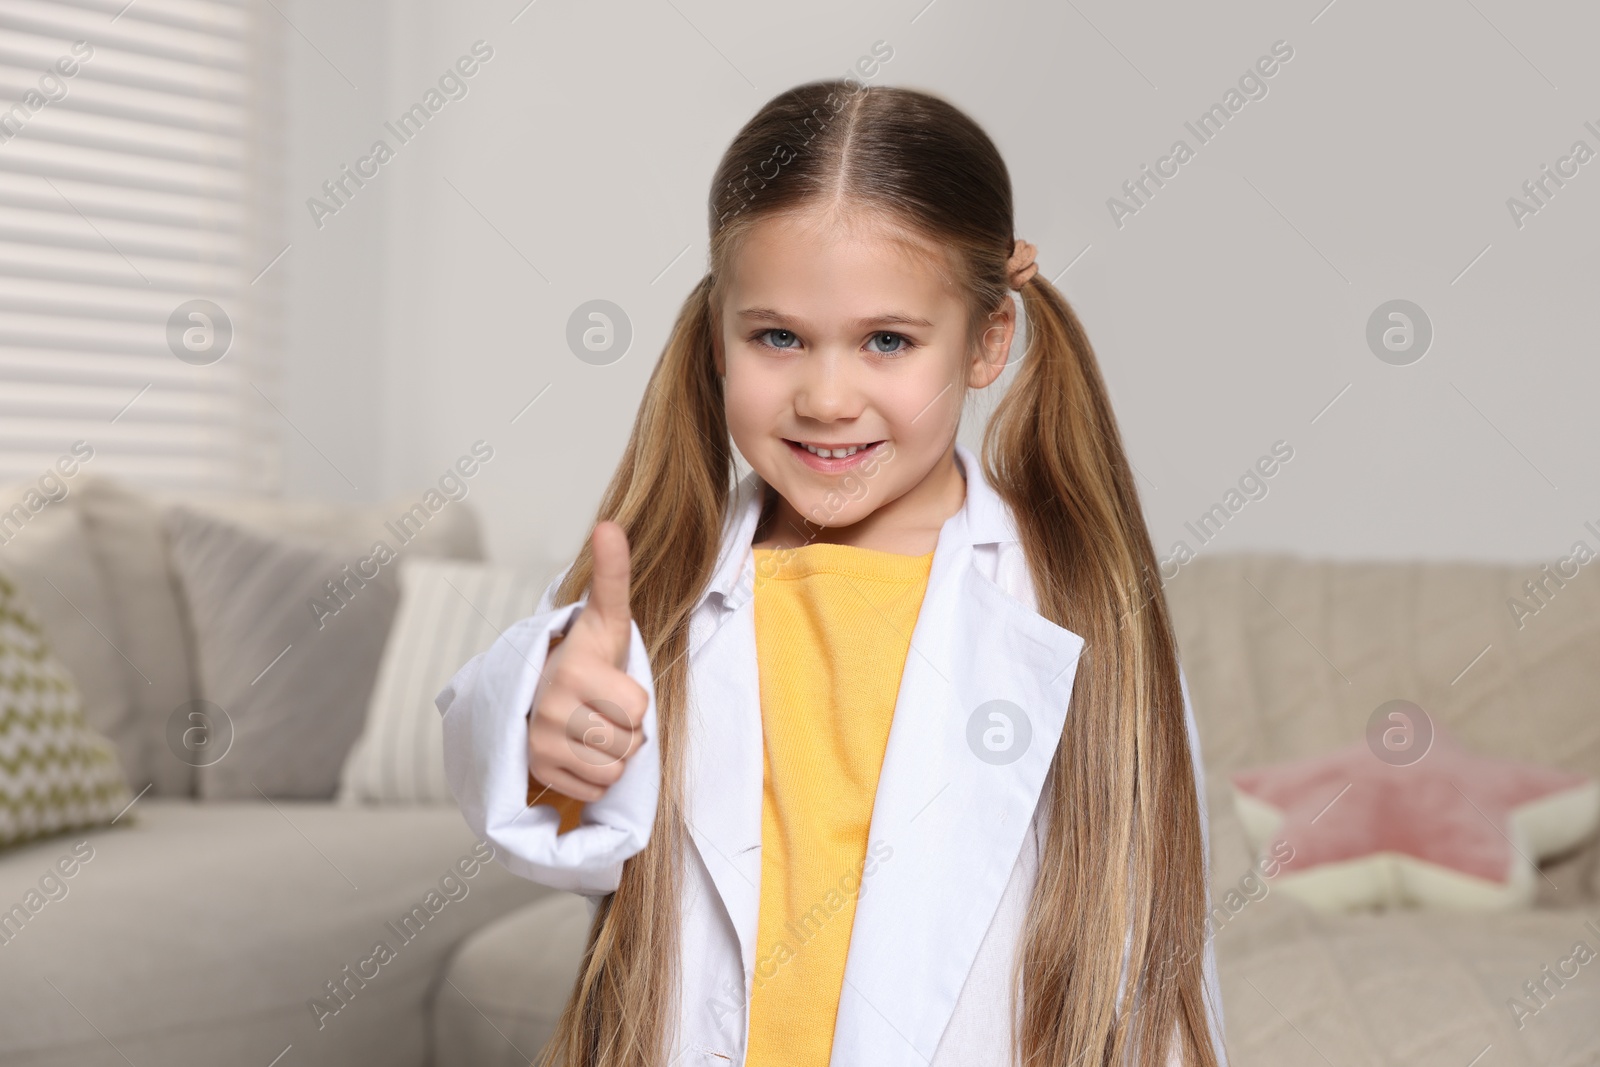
[533,763,608,805]
[530,712,631,796]
[534,669,645,763]
[558,669,648,732]
[562,700,642,768]
[548,715,637,792]
[583,520,634,665]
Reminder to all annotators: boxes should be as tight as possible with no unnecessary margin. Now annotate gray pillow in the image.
[164,506,403,800]
[70,473,490,799]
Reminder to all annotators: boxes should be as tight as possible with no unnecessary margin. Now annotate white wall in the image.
[278,0,394,500]
[279,0,1600,579]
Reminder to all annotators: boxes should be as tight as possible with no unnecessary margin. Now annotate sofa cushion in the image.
[1214,890,1600,1065]
[0,799,550,1067]
[0,490,143,789]
[1164,553,1600,905]
[73,477,199,797]
[339,558,550,805]
[0,571,133,849]
[1165,553,1600,777]
[164,507,404,800]
[433,891,590,1067]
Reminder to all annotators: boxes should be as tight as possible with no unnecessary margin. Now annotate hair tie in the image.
[1006,238,1039,290]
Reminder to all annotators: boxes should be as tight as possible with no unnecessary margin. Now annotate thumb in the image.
[582,520,634,664]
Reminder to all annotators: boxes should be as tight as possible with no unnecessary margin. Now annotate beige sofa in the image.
[0,476,548,1067]
[436,553,1600,1067]
[7,464,1592,1065]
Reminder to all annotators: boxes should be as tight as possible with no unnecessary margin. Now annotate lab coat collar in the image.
[683,440,1086,1064]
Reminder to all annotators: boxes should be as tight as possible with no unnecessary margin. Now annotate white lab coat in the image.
[437,441,1228,1066]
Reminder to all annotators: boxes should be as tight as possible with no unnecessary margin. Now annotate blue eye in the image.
[867,332,910,355]
[756,329,799,350]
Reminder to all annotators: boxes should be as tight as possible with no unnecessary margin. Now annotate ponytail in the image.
[988,274,1218,1066]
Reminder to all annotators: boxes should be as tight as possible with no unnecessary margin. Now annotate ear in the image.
[968,298,1016,389]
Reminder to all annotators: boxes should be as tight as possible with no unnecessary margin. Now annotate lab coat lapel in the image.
[683,469,768,985]
[829,448,1088,1066]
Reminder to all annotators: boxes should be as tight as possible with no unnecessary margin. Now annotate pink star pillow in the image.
[1231,725,1600,911]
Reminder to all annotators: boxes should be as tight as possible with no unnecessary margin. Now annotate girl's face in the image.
[714,207,1014,552]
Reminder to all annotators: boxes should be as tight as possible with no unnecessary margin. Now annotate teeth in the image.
[801,442,867,458]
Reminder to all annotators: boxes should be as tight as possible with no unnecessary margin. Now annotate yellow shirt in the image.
[746,542,935,1065]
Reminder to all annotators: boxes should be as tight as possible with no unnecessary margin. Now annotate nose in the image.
[792,347,863,424]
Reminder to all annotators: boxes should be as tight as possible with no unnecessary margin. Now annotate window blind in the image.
[0,0,282,492]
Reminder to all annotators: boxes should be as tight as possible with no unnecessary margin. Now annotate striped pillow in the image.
[337,558,551,804]
[0,571,133,848]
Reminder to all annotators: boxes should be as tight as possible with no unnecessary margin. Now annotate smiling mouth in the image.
[784,439,884,459]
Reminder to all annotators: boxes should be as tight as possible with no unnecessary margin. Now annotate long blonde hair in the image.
[538,80,1218,1067]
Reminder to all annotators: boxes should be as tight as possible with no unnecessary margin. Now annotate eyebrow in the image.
[735,306,935,330]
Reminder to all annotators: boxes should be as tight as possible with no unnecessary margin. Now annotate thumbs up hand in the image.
[527,520,650,803]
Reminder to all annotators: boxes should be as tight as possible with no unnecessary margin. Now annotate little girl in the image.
[439,79,1226,1067]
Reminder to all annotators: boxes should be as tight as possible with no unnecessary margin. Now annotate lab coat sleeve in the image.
[435,566,660,898]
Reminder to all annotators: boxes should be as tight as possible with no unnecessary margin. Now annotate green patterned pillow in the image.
[0,570,133,848]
